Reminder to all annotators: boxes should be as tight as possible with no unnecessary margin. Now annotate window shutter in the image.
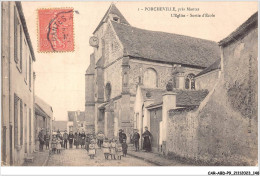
[20,99,23,145]
[14,8,18,63]
[29,108,32,143]
[20,26,23,71]
[29,57,31,88]
[14,94,19,146]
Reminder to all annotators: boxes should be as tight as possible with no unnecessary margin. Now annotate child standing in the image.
[102,138,110,160]
[122,139,128,157]
[56,136,62,154]
[88,139,96,159]
[116,140,123,160]
[51,135,57,154]
[110,139,116,160]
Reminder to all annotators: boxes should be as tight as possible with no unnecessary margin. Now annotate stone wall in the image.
[167,27,258,166]
[103,22,124,66]
[196,70,220,90]
[104,59,123,100]
[167,108,199,160]
[129,60,202,95]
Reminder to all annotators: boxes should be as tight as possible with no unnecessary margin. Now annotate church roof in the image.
[141,87,166,102]
[141,87,209,108]
[219,12,258,47]
[93,3,130,34]
[196,58,221,77]
[96,57,104,68]
[111,21,220,68]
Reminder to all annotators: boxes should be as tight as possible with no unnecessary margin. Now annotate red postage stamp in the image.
[38,8,74,52]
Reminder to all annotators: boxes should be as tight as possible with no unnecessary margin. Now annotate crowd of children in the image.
[49,129,129,161]
[87,137,128,160]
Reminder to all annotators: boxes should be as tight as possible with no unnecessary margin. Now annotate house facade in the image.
[85,4,220,140]
[34,96,53,151]
[2,2,36,165]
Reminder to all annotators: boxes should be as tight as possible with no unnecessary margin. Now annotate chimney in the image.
[172,65,185,89]
[176,72,185,89]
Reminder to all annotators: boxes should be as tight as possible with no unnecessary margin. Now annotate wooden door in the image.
[149,108,162,152]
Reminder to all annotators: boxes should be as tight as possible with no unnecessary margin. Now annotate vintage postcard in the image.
[1,1,258,174]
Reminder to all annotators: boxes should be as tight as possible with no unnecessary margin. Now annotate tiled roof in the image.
[95,57,104,68]
[16,2,36,61]
[68,111,85,121]
[53,121,67,132]
[141,88,209,108]
[219,12,258,46]
[35,95,53,118]
[196,58,221,77]
[141,87,166,102]
[176,89,209,107]
[112,21,220,68]
[93,3,130,34]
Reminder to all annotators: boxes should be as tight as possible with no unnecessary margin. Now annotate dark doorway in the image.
[2,126,7,164]
[9,125,13,166]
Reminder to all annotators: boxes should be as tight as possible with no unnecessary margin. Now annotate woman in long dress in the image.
[74,132,79,149]
[142,126,152,152]
[80,132,86,148]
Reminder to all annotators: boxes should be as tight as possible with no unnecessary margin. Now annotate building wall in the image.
[94,23,106,64]
[129,59,202,95]
[92,18,205,139]
[1,2,35,166]
[104,59,123,100]
[167,27,258,166]
[167,109,199,161]
[103,21,124,66]
[85,67,95,128]
[196,70,220,90]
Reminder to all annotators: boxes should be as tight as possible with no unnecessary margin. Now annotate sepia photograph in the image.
[1,0,258,173]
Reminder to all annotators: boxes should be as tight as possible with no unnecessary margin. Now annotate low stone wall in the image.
[166,27,258,166]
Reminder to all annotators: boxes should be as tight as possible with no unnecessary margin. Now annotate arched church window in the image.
[185,73,195,90]
[143,68,158,88]
[105,83,111,100]
[185,78,190,89]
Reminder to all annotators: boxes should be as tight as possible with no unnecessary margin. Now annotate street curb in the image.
[127,152,163,166]
[42,152,50,166]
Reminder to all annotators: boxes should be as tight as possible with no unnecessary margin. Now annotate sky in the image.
[22,1,258,121]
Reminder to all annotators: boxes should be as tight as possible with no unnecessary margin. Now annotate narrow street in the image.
[46,148,154,166]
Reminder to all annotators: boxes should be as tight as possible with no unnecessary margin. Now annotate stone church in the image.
[85,4,220,140]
